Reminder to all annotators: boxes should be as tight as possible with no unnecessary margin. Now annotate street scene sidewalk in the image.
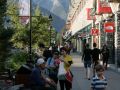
[70,53,120,90]
[1,52,120,90]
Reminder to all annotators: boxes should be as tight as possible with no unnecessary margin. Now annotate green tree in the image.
[6,3,56,68]
[7,4,54,50]
[7,51,29,71]
[32,6,52,48]
[0,0,13,71]
[7,1,29,49]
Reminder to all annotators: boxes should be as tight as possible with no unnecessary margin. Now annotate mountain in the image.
[7,0,71,32]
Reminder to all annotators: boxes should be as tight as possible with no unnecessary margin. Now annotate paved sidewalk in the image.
[70,53,120,90]
[1,53,120,90]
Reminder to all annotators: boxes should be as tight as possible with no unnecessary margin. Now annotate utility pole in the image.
[49,14,53,46]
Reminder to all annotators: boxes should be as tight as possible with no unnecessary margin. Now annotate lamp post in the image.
[95,14,103,49]
[29,0,32,61]
[49,14,53,46]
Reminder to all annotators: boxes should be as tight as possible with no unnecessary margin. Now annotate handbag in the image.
[58,62,66,76]
[65,70,73,83]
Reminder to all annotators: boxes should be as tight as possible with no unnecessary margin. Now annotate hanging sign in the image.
[86,8,96,20]
[90,28,99,35]
[96,0,112,14]
[104,22,114,33]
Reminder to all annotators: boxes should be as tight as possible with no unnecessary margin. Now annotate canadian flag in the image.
[104,22,114,33]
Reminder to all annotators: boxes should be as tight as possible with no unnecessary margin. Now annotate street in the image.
[71,53,120,90]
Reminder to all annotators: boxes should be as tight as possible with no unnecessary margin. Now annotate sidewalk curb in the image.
[108,64,120,75]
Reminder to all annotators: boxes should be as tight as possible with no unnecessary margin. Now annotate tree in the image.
[7,1,29,49]
[7,3,55,50]
[6,3,56,68]
[0,0,13,71]
[32,6,51,48]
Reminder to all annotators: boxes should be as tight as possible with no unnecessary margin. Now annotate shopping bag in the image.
[65,70,73,83]
[58,62,66,76]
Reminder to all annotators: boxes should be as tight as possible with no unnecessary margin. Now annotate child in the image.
[91,64,107,90]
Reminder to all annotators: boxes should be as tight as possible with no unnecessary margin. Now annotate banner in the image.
[86,8,96,20]
[104,22,114,33]
[19,0,30,24]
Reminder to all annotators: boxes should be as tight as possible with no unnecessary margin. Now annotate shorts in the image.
[84,61,91,68]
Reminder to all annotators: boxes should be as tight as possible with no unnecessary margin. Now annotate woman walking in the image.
[58,47,73,90]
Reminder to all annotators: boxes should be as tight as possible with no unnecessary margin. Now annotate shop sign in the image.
[96,0,112,14]
[86,8,96,20]
[104,22,114,33]
[90,28,99,35]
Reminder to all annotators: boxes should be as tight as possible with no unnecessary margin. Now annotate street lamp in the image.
[49,14,53,46]
[29,0,32,61]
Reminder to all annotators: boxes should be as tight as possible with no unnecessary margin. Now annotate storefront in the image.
[73,24,92,53]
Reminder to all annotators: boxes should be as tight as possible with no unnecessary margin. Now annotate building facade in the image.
[65,0,120,71]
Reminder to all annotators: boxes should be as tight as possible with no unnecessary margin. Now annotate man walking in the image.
[101,44,109,70]
[91,43,101,76]
[82,44,92,80]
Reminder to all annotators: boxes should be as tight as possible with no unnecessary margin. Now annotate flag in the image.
[19,0,30,24]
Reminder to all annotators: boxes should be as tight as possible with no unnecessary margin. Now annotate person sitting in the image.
[46,52,60,84]
[30,58,56,90]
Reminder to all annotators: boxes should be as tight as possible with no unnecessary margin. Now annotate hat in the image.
[36,58,45,65]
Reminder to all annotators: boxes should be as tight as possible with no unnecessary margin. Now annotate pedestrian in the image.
[43,47,52,62]
[58,47,73,90]
[82,43,92,80]
[46,51,60,84]
[64,43,71,55]
[91,43,101,76]
[101,44,109,70]
[91,64,107,90]
[30,58,56,90]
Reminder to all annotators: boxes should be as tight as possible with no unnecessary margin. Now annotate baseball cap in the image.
[36,58,45,65]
